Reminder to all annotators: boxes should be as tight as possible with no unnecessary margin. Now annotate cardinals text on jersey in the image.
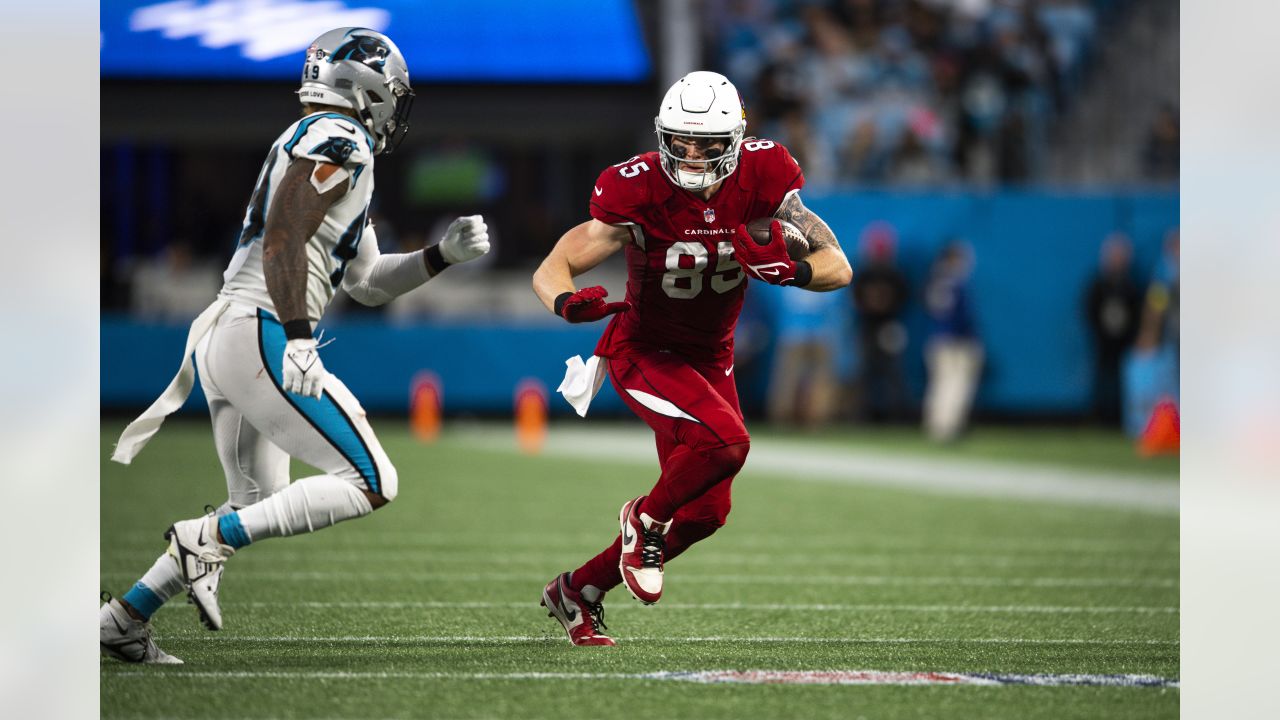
[589,139,804,361]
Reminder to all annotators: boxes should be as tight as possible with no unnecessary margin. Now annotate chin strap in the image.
[351,91,384,154]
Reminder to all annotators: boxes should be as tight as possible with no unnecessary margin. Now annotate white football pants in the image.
[194,302,398,508]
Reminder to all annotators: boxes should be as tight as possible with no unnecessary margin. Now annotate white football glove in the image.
[439,215,491,265]
[283,338,327,399]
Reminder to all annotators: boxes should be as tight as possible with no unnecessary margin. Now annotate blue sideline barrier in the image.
[102,189,1177,416]
[101,316,629,415]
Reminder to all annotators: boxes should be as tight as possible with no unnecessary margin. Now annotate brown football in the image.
[745,217,810,260]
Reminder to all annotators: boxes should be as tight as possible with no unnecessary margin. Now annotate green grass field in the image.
[101,419,1178,719]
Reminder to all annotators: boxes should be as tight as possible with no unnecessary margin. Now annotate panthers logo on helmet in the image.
[330,35,391,71]
[312,137,359,165]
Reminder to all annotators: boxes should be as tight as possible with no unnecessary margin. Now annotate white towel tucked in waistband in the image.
[111,298,231,464]
[556,354,607,418]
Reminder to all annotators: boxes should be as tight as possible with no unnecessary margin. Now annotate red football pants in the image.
[570,351,750,593]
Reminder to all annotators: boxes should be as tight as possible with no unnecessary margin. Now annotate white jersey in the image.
[220,111,377,323]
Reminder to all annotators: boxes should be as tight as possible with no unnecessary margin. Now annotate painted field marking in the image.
[104,668,1179,688]
[152,634,1178,646]
[220,600,1178,615]
[660,670,1180,688]
[110,531,1177,555]
[110,547,1179,572]
[100,570,1177,588]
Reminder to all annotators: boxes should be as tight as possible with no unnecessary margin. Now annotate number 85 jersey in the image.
[589,139,804,362]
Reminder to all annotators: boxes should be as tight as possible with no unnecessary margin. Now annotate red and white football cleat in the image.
[618,496,671,605]
[540,572,615,647]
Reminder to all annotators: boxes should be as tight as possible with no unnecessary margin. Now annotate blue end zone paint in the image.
[121,582,163,620]
[218,513,252,549]
[255,310,381,495]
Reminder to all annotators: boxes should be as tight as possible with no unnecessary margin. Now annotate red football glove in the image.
[556,286,631,323]
[732,221,800,286]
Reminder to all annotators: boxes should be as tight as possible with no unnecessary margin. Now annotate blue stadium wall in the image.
[101,189,1178,416]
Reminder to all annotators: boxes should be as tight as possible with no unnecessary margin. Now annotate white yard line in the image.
[454,427,1178,513]
[221,600,1177,614]
[111,548,1179,571]
[110,531,1177,555]
[148,635,1178,646]
[101,570,1176,588]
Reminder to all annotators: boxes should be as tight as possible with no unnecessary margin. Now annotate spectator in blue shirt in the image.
[922,239,983,441]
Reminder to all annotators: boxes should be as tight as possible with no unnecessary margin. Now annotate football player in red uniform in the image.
[532,71,852,646]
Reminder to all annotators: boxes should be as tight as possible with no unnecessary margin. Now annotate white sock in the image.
[121,553,184,619]
[139,553,184,598]
[234,475,373,542]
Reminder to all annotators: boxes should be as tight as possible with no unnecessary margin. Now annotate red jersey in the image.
[589,140,804,362]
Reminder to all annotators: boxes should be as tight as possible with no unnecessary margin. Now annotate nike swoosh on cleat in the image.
[110,614,128,633]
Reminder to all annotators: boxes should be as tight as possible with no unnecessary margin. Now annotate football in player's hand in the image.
[745,218,810,260]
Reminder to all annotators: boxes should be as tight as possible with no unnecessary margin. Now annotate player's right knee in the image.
[702,441,750,481]
[681,499,732,530]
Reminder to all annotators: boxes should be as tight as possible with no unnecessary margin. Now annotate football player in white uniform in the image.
[100,27,491,664]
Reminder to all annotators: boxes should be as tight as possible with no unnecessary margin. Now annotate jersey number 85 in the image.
[662,241,743,299]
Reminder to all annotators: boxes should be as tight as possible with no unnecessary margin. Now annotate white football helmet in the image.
[654,71,747,190]
[297,27,414,155]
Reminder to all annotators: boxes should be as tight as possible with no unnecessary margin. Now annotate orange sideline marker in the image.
[515,379,548,455]
[410,371,443,443]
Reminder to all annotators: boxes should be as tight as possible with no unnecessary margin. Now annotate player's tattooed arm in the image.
[262,159,348,336]
[774,192,853,291]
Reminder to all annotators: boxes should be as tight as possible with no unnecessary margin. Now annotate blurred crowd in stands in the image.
[705,0,1175,185]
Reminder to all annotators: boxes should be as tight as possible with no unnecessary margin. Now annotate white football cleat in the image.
[540,572,615,646]
[166,514,235,631]
[99,598,182,665]
[618,496,671,605]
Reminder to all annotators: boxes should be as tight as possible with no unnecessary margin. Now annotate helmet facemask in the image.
[655,124,744,190]
[352,77,414,155]
[382,80,414,154]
